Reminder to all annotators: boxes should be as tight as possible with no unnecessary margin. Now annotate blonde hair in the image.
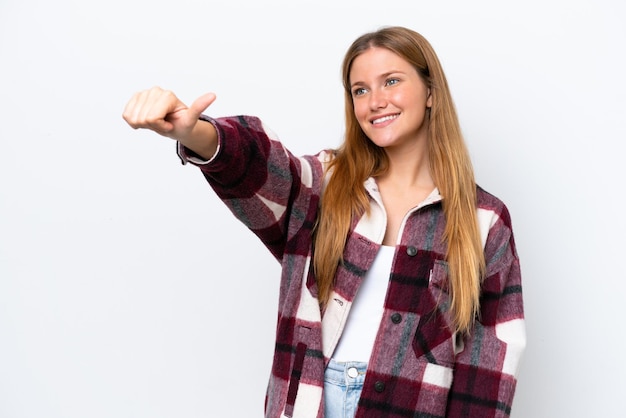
[314,26,485,334]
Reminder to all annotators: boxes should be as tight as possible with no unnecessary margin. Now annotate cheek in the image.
[352,101,368,124]
[391,90,412,107]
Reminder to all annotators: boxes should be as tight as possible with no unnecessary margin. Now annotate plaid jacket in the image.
[178,115,526,418]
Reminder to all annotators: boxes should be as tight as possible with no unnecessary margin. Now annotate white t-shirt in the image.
[332,245,395,363]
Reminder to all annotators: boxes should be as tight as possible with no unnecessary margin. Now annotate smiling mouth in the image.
[371,114,399,125]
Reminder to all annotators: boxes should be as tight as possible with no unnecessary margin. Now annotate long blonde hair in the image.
[313,26,485,334]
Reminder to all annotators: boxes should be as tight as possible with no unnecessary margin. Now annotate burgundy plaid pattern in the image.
[178,115,525,417]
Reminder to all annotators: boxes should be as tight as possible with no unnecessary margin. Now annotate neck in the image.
[379,141,434,191]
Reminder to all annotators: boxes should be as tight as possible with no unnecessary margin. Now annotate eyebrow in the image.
[350,70,406,89]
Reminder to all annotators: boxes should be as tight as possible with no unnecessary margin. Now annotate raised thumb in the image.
[189,93,217,118]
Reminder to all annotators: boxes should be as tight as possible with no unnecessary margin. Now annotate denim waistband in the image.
[324,359,368,386]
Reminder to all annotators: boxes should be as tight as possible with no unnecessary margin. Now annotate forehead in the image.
[349,47,414,82]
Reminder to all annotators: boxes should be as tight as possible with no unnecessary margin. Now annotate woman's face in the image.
[349,47,432,153]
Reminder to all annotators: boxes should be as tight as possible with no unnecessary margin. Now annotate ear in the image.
[426,89,433,108]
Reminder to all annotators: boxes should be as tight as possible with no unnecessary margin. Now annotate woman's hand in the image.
[123,86,219,160]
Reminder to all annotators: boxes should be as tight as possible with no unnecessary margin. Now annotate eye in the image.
[385,78,400,86]
[352,87,368,97]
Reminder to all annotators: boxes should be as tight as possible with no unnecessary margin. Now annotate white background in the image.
[1,0,625,417]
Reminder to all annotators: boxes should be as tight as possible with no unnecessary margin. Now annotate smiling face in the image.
[349,47,432,153]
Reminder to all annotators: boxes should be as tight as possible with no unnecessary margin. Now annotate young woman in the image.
[123,26,525,418]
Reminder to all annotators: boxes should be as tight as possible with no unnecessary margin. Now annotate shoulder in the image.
[476,185,514,231]
[475,185,519,269]
[300,149,336,183]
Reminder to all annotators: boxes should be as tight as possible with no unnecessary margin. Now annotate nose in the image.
[369,88,388,110]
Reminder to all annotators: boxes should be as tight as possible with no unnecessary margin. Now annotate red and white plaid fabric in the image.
[178,115,526,418]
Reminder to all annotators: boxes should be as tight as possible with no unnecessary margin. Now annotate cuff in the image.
[177,115,221,165]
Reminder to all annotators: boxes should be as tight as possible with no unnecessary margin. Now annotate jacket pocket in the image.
[412,260,455,368]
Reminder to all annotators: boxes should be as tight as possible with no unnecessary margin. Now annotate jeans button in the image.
[347,367,358,378]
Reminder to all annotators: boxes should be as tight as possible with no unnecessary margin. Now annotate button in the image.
[347,367,358,378]
[374,380,386,393]
[391,313,402,324]
[406,246,417,256]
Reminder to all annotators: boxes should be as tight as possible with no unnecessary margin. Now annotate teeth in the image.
[372,115,398,124]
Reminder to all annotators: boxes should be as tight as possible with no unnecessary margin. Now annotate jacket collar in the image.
[364,177,443,209]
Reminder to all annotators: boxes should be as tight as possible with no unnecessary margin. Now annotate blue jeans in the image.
[324,359,367,418]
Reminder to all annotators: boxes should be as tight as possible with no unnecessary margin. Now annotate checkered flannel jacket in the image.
[178,115,526,418]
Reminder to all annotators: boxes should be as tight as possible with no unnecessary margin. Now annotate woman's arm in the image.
[123,88,328,261]
[185,115,327,261]
[446,205,526,417]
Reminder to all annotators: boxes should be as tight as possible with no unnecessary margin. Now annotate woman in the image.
[123,26,525,418]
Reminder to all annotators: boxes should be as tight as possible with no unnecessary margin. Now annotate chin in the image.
[367,136,397,149]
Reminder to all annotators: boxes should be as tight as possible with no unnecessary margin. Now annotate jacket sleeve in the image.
[178,115,327,261]
[446,205,526,417]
